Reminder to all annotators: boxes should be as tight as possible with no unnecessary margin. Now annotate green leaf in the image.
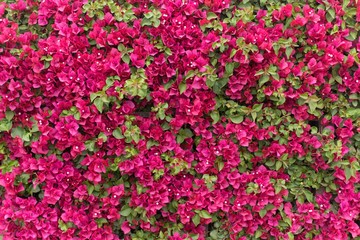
[255,230,262,238]
[192,214,200,226]
[58,220,68,232]
[210,230,218,239]
[22,132,31,142]
[285,47,292,59]
[347,108,360,118]
[217,161,224,171]
[259,209,267,218]
[251,112,257,121]
[225,62,235,75]
[345,167,352,181]
[275,161,282,170]
[255,69,265,76]
[252,103,263,112]
[11,127,24,139]
[180,128,193,138]
[179,82,187,94]
[0,119,12,132]
[326,8,336,22]
[288,232,295,240]
[144,12,153,18]
[259,75,269,87]
[90,92,101,102]
[141,18,152,26]
[98,132,108,142]
[207,12,217,20]
[95,218,108,228]
[176,135,185,144]
[229,115,243,124]
[94,98,103,113]
[112,128,124,139]
[199,210,212,219]
[153,19,160,27]
[273,44,280,55]
[120,207,132,217]
[303,189,314,202]
[5,111,14,121]
[210,111,220,123]
[346,31,358,41]
[87,184,95,195]
[85,140,95,152]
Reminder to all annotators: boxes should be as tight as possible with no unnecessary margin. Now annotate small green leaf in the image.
[252,103,263,112]
[22,132,31,142]
[225,62,235,75]
[210,230,218,239]
[85,140,95,152]
[90,92,100,102]
[58,220,68,232]
[144,12,153,18]
[199,210,212,219]
[87,184,95,195]
[259,209,267,218]
[94,98,103,113]
[176,135,185,144]
[217,161,224,171]
[275,161,282,170]
[210,111,220,123]
[120,207,132,217]
[288,232,295,240]
[345,167,352,181]
[11,127,24,139]
[285,47,293,59]
[326,8,336,22]
[255,230,262,238]
[153,19,160,27]
[207,12,217,20]
[95,218,108,227]
[347,108,360,118]
[259,75,269,87]
[346,31,358,41]
[112,128,124,139]
[0,119,12,132]
[308,102,317,112]
[303,189,314,202]
[5,111,14,121]
[179,82,187,94]
[255,70,265,76]
[192,214,200,226]
[98,132,108,142]
[229,115,243,124]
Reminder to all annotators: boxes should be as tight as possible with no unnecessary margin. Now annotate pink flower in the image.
[121,221,131,234]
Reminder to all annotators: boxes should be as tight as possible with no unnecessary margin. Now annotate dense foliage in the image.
[0,0,360,239]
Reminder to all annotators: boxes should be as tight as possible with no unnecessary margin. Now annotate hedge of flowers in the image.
[0,0,360,239]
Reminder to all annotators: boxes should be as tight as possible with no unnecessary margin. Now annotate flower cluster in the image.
[0,0,360,239]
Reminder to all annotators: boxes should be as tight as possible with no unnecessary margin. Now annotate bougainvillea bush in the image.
[1,0,360,239]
